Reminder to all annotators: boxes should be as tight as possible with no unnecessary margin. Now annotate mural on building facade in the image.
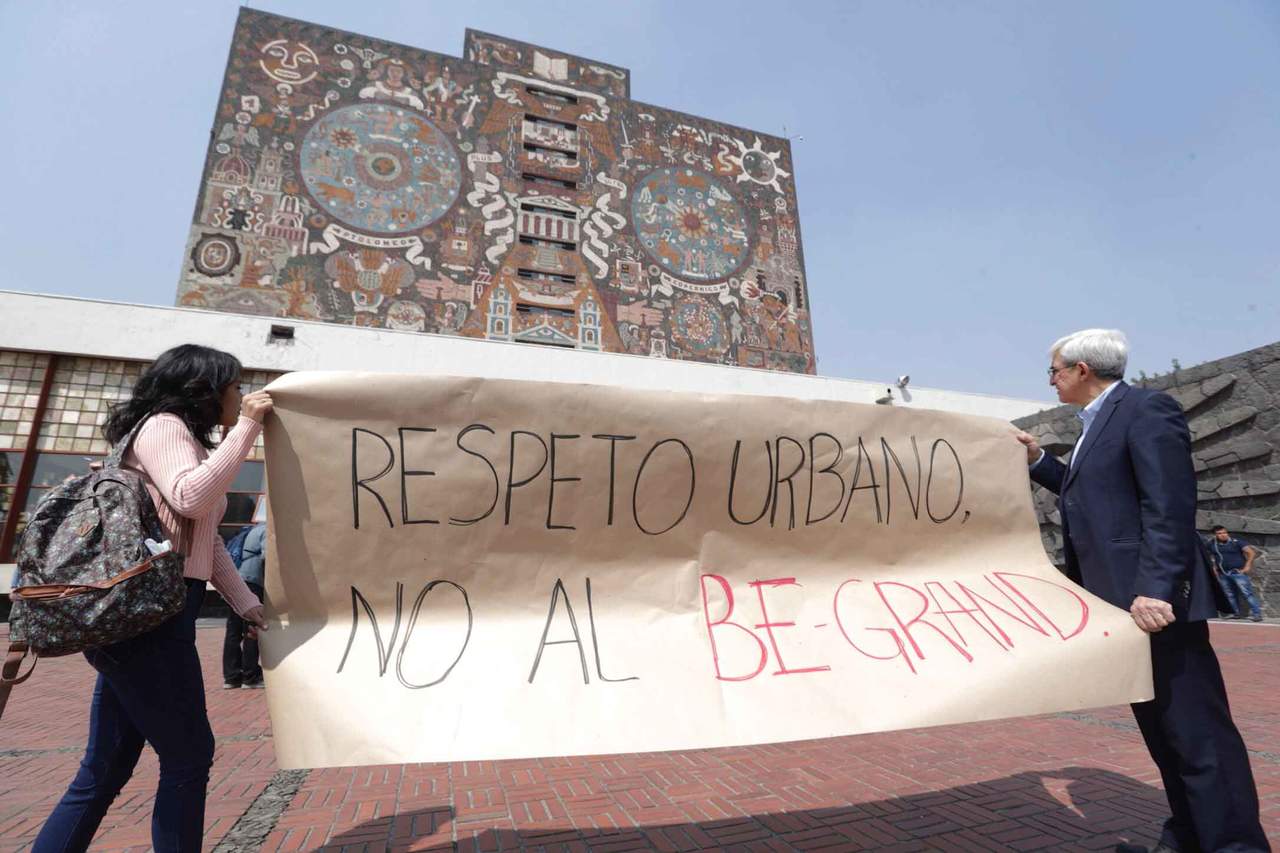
[176,10,815,373]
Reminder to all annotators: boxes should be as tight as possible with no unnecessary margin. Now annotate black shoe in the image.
[1250,614,1263,622]
[242,679,265,689]
[1114,843,1178,853]
[222,681,242,689]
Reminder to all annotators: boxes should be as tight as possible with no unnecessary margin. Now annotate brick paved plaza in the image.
[1,621,1275,852]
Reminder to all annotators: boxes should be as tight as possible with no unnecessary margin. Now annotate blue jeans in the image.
[1219,570,1263,618]
[33,580,214,853]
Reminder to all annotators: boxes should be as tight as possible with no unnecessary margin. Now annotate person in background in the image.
[222,521,267,688]
[1208,525,1264,622]
[33,344,272,853]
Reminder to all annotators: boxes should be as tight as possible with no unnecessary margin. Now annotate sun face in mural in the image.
[731,137,791,194]
[259,39,320,86]
[299,104,462,235]
[631,168,751,283]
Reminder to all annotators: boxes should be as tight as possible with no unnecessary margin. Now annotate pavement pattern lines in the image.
[0,621,1276,851]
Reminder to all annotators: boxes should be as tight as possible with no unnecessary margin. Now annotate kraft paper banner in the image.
[259,372,1152,770]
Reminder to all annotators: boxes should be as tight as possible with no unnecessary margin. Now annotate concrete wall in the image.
[1015,341,1280,617]
[1,291,1050,419]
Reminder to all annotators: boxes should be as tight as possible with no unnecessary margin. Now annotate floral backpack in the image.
[1,418,187,720]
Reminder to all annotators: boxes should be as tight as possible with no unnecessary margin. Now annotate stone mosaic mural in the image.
[177,10,815,374]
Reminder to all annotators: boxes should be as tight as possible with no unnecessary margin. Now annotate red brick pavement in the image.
[0,622,1275,852]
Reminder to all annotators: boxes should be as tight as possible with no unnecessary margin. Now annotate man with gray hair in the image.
[1015,329,1266,853]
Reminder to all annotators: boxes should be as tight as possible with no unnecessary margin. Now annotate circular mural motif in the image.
[300,104,462,235]
[385,300,427,331]
[190,233,241,278]
[670,296,729,357]
[631,168,751,282]
[740,149,777,184]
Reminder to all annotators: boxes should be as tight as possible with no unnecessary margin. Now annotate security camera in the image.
[896,375,910,389]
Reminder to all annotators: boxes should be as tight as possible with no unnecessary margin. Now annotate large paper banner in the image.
[260,372,1151,770]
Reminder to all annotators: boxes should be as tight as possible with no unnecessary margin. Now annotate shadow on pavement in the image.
[316,765,1168,852]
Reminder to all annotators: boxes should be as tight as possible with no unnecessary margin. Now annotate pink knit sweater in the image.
[123,413,262,616]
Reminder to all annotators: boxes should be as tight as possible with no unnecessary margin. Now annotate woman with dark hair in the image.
[34,344,272,853]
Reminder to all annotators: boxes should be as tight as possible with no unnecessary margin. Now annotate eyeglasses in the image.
[1047,363,1078,378]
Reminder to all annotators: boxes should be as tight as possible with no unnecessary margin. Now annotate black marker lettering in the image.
[586,577,638,683]
[926,438,964,523]
[396,580,473,689]
[528,578,589,684]
[840,437,883,524]
[632,438,695,536]
[547,433,581,531]
[351,428,395,529]
[504,430,548,525]
[450,424,499,526]
[337,583,402,676]
[591,434,636,526]
[398,427,438,526]
[881,436,922,524]
[806,432,846,525]
[771,436,805,530]
[728,440,773,525]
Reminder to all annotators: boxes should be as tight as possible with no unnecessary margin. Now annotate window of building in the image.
[524,84,578,105]
[521,172,578,191]
[522,114,578,151]
[0,350,280,562]
[522,142,578,169]
[0,451,21,541]
[516,303,575,321]
[220,461,266,542]
[21,452,106,524]
[517,268,576,285]
[0,350,52,556]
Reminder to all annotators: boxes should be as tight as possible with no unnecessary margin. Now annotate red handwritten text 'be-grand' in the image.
[701,572,1091,677]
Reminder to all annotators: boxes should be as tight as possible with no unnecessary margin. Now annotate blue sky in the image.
[1,1,1277,401]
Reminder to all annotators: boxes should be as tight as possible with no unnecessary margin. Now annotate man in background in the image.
[222,522,266,689]
[1208,525,1264,622]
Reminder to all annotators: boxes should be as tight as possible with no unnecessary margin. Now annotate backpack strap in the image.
[10,554,166,601]
[103,416,153,471]
[0,641,37,722]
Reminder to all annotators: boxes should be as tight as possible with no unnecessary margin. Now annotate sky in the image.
[1,0,1278,402]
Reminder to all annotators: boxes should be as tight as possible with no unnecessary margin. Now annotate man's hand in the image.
[1130,596,1175,633]
[1014,430,1041,465]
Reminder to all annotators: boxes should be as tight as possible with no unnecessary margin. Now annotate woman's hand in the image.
[240,391,274,423]
[243,605,269,639]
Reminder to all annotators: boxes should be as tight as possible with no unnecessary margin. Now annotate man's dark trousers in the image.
[1132,620,1265,851]
[222,581,264,686]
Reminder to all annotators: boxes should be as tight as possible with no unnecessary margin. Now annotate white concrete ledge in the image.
[0,290,1051,420]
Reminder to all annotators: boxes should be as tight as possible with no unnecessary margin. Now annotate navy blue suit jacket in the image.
[1030,382,1220,621]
